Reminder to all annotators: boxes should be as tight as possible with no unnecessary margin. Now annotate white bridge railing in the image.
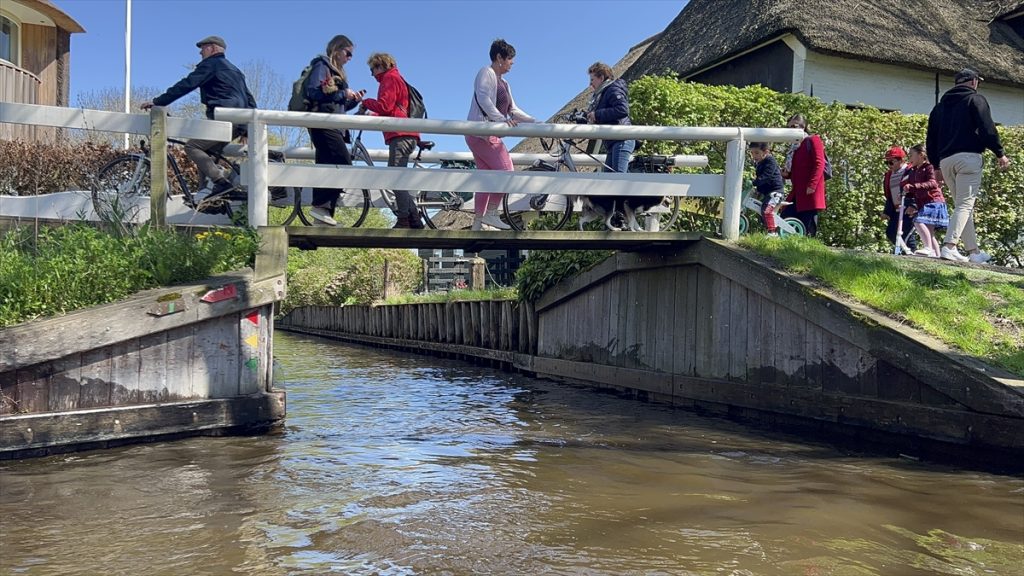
[0,101,804,239]
[217,108,803,238]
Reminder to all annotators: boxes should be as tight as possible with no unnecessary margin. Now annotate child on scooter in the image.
[749,142,784,236]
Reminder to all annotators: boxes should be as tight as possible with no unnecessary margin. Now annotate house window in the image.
[1,14,19,65]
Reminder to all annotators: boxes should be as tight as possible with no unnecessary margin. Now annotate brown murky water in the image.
[1,331,1022,575]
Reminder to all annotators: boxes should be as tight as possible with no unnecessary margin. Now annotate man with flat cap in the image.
[926,67,1012,263]
[142,35,257,197]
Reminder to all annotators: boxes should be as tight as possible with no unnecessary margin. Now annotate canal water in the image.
[1,331,1021,575]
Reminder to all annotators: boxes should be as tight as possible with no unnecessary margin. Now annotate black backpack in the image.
[402,80,427,119]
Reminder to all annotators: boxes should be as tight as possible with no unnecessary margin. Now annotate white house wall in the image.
[800,52,1024,126]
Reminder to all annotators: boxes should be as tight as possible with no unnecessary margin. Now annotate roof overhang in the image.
[6,0,85,33]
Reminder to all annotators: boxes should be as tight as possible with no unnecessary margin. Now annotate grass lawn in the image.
[739,235,1024,378]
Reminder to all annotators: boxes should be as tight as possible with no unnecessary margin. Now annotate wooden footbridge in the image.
[283,227,704,252]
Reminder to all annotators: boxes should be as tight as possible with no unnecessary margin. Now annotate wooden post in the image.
[254,227,288,282]
[471,257,486,291]
[422,259,429,294]
[722,135,745,241]
[383,260,392,301]
[149,107,168,227]
[247,113,270,228]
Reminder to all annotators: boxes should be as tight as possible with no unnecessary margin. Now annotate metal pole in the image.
[722,135,746,241]
[123,0,132,150]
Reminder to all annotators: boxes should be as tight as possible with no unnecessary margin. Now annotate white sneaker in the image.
[309,206,338,226]
[914,248,934,257]
[471,215,498,231]
[968,251,992,264]
[940,245,968,262]
[480,212,511,230]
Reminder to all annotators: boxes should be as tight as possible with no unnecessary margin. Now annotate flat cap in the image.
[954,68,983,84]
[196,35,226,49]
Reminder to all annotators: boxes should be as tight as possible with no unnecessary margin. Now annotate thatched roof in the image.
[623,0,1024,87]
[511,34,660,156]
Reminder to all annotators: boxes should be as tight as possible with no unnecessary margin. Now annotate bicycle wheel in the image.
[501,162,573,231]
[419,190,469,230]
[635,196,681,232]
[779,217,805,237]
[92,155,151,222]
[739,214,749,235]
[502,192,573,231]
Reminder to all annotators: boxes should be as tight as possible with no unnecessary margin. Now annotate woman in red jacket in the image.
[780,114,827,237]
[360,52,423,228]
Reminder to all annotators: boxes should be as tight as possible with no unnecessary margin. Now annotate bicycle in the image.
[345,112,470,230]
[92,137,301,225]
[737,185,806,237]
[500,109,681,231]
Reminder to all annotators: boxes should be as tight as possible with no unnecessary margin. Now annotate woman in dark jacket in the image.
[303,34,364,226]
[585,62,633,173]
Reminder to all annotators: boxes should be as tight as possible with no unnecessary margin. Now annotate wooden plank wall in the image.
[534,255,985,413]
[279,300,531,354]
[0,305,274,415]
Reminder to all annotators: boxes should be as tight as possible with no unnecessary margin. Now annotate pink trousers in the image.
[465,135,513,215]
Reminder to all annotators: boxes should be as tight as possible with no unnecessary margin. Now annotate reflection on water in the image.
[1,331,1022,575]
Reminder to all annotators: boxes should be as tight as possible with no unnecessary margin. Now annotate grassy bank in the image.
[381,287,517,305]
[739,235,1024,377]
[0,224,259,328]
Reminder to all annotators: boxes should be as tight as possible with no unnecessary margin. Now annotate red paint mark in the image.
[200,283,238,303]
[245,310,259,325]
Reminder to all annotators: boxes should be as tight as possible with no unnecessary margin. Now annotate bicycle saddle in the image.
[417,140,435,151]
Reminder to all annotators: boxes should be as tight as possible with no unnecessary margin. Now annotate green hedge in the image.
[629,77,1023,266]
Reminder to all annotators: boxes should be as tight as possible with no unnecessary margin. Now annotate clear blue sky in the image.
[59,0,684,151]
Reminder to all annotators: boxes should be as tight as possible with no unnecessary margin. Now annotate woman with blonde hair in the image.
[302,34,365,226]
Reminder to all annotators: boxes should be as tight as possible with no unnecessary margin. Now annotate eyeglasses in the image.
[343,49,353,58]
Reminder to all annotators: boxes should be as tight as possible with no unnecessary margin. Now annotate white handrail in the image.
[216,107,803,143]
[220,143,710,169]
[0,101,233,141]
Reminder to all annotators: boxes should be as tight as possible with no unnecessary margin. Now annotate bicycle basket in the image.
[628,155,673,173]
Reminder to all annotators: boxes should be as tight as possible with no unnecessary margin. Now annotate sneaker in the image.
[309,206,338,226]
[208,179,236,198]
[914,248,934,257]
[471,216,498,231]
[968,251,992,264]
[480,212,511,230]
[940,245,969,262]
[766,231,780,238]
[409,215,425,230]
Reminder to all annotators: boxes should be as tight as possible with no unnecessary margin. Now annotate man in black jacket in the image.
[926,68,1012,263]
[142,36,256,196]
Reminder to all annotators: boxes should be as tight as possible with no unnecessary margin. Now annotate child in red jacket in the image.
[901,144,949,258]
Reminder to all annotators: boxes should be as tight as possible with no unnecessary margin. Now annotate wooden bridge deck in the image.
[282,228,705,252]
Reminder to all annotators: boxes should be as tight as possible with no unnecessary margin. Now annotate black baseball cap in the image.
[954,68,983,84]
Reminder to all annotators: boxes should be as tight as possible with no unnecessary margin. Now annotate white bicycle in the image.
[738,186,806,236]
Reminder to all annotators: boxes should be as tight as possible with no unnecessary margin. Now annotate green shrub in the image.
[629,77,1023,265]
[0,224,259,327]
[515,249,612,303]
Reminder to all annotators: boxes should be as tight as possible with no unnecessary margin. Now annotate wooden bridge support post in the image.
[471,257,486,290]
[149,107,168,227]
[722,134,746,241]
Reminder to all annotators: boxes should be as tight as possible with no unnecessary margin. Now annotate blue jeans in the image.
[603,139,635,173]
